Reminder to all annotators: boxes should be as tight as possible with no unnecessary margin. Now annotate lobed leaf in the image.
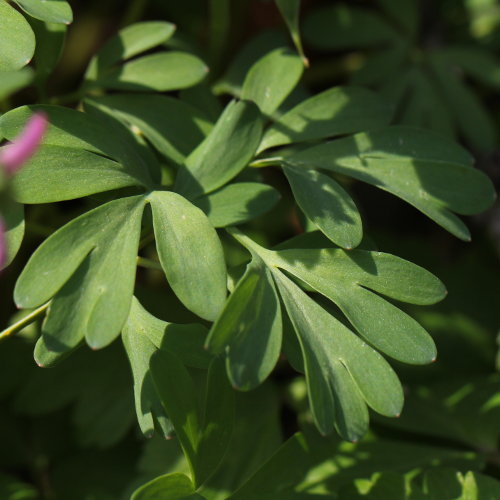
[15,196,146,350]
[149,191,227,322]
[274,271,402,440]
[285,126,496,240]
[206,261,282,390]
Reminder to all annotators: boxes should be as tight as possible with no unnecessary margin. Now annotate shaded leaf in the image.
[286,126,496,240]
[206,261,282,390]
[275,0,307,64]
[259,87,392,151]
[175,100,264,198]
[283,165,362,249]
[151,352,234,487]
[0,68,33,100]
[132,473,204,500]
[1,201,24,269]
[193,182,281,228]
[304,4,399,50]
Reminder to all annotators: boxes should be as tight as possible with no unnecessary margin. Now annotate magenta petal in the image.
[0,217,6,270]
[0,112,48,174]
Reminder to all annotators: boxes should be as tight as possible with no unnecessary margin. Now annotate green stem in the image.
[248,157,284,168]
[0,302,50,342]
[137,256,163,271]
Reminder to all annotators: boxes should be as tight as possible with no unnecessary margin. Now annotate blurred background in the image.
[0,1,499,498]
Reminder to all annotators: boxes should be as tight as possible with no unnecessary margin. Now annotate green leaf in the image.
[13,0,72,24]
[214,31,288,96]
[0,1,35,71]
[175,100,264,198]
[274,271,402,440]
[0,104,152,203]
[86,21,176,80]
[275,0,307,64]
[258,87,392,152]
[15,196,146,350]
[304,4,399,50]
[283,165,362,249]
[271,247,444,364]
[285,126,496,240]
[1,201,24,270]
[28,19,66,84]
[0,473,38,500]
[88,94,212,166]
[94,52,208,92]
[12,145,146,203]
[132,473,204,500]
[439,46,500,89]
[151,352,234,487]
[429,52,497,151]
[376,0,418,37]
[149,191,227,322]
[193,182,281,227]
[241,47,304,115]
[0,68,33,100]
[206,261,282,390]
[123,297,211,437]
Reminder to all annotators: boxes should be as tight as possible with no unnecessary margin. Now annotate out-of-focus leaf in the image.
[376,0,418,37]
[193,182,281,228]
[439,46,500,89]
[86,21,176,80]
[275,0,307,64]
[150,191,227,322]
[94,52,208,92]
[206,260,282,390]
[88,94,212,165]
[429,52,497,151]
[285,126,496,240]
[132,473,204,500]
[175,100,264,198]
[214,31,287,96]
[13,0,72,24]
[151,352,234,487]
[283,165,362,249]
[0,68,33,99]
[28,18,66,84]
[304,4,399,50]
[1,201,24,269]
[241,48,304,115]
[0,473,38,500]
[0,2,35,71]
[258,87,392,151]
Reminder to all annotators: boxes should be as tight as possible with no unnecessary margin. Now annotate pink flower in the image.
[0,112,48,269]
[0,112,48,175]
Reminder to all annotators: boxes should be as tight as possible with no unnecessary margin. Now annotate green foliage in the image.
[0,1,498,499]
